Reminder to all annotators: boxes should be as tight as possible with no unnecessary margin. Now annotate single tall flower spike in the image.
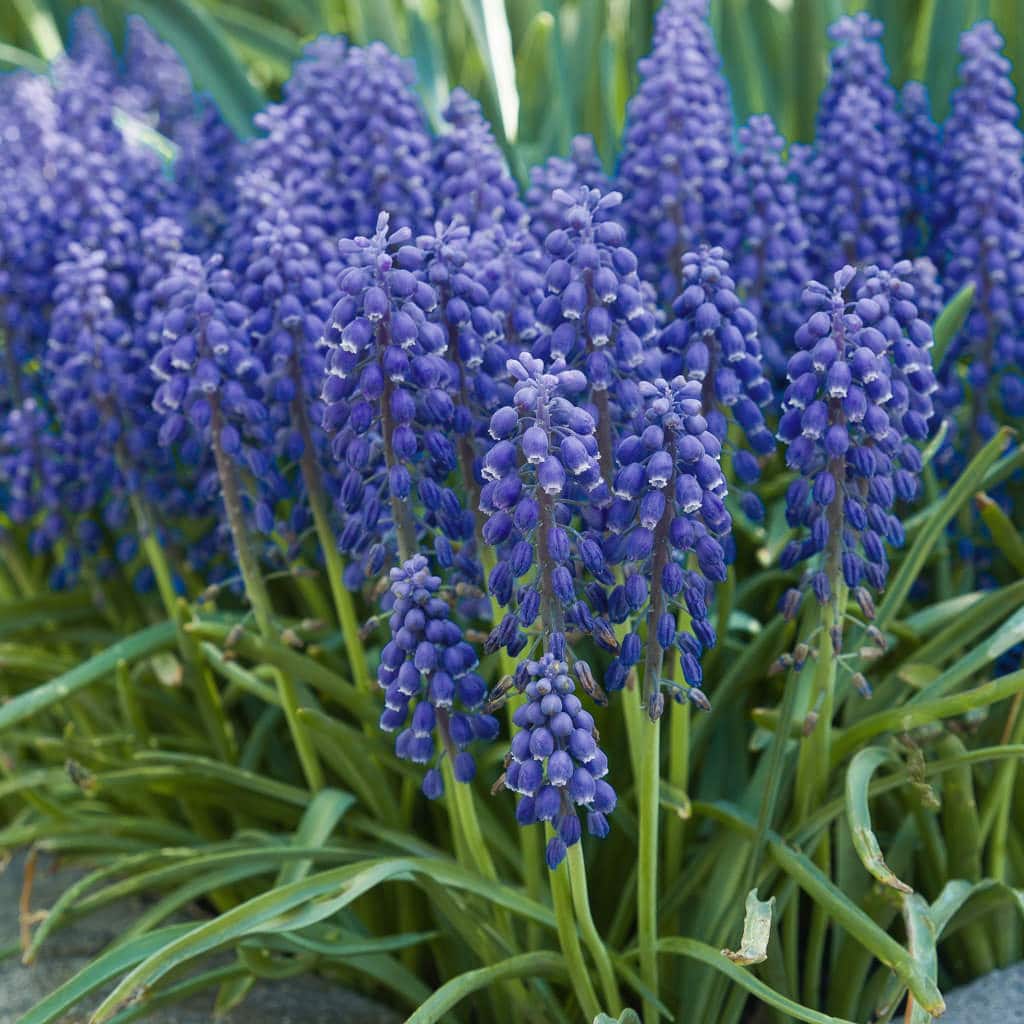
[506,649,616,869]
[321,213,452,580]
[928,24,1024,449]
[800,85,907,274]
[122,15,194,137]
[603,375,731,714]
[933,22,1020,243]
[728,114,813,384]
[660,246,775,522]
[899,83,939,255]
[480,351,614,659]
[250,38,434,241]
[800,15,908,274]
[378,555,499,799]
[778,263,937,629]
[616,0,733,305]
[534,186,659,477]
[150,252,280,549]
[815,13,904,152]
[933,122,1024,443]
[433,88,525,233]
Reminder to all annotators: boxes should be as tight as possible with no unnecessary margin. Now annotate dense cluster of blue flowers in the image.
[1,2,1020,862]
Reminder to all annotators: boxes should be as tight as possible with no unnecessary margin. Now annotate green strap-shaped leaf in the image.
[833,666,1024,763]
[845,748,913,893]
[403,951,567,1024]
[107,0,263,137]
[18,924,195,1024]
[931,281,975,368]
[459,0,520,143]
[12,0,62,59]
[0,40,49,71]
[407,4,450,131]
[656,937,856,1024]
[906,603,1024,704]
[694,801,945,1016]
[89,856,554,1021]
[275,787,356,886]
[890,879,1024,1024]
[0,621,176,732]
[976,492,1024,573]
[876,426,1013,629]
[207,2,302,72]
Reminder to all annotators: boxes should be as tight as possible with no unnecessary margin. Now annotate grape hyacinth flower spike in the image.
[534,186,659,478]
[505,646,616,869]
[660,246,775,523]
[481,352,618,864]
[480,351,614,660]
[777,263,937,660]
[604,374,732,718]
[321,212,450,577]
[378,554,499,799]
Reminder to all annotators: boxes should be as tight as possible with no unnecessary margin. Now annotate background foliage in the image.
[1,0,1023,164]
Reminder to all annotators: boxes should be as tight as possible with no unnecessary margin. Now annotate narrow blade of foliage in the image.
[931,281,975,367]
[876,427,1014,629]
[108,0,263,136]
[405,951,567,1024]
[0,622,176,732]
[845,748,913,893]
[655,937,856,1024]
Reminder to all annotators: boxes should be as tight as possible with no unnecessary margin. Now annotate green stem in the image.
[129,491,237,761]
[664,603,694,904]
[549,835,602,1021]
[115,658,150,748]
[0,538,34,597]
[440,726,498,882]
[794,602,839,819]
[980,690,1024,876]
[566,842,621,1014]
[291,365,371,694]
[637,715,661,1024]
[209,409,322,791]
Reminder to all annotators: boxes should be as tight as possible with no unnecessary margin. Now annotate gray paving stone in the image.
[939,961,1024,1024]
[0,852,401,1024]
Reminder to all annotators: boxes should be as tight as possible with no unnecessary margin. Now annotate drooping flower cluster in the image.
[778,264,936,620]
[603,375,731,713]
[616,0,733,304]
[378,555,499,799]
[506,648,616,869]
